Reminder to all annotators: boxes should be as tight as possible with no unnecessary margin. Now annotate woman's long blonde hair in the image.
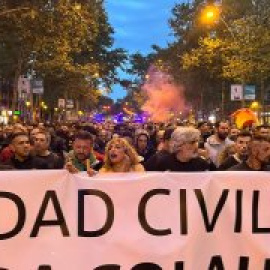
[102,137,141,171]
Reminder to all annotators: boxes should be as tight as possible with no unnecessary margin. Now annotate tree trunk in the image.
[261,77,265,124]
[12,57,23,113]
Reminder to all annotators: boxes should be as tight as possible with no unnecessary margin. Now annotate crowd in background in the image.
[0,120,269,174]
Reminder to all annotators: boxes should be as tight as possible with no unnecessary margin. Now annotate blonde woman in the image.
[99,137,145,173]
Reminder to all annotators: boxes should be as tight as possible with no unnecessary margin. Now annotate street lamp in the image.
[74,3,82,11]
[201,4,243,119]
[251,101,259,110]
[24,101,31,122]
[201,5,220,24]
[250,101,260,122]
[202,4,237,41]
[201,5,225,119]
[206,11,214,19]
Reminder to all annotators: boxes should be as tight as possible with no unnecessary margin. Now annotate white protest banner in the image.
[0,170,270,269]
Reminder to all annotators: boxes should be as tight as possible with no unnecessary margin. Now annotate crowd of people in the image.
[0,120,269,174]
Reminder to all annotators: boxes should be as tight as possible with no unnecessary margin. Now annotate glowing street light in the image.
[201,5,220,24]
[74,3,82,11]
[251,101,259,110]
[93,72,99,78]
[201,4,237,117]
[206,11,215,19]
[103,105,111,111]
[201,5,235,39]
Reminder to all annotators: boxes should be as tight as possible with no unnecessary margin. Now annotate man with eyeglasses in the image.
[146,127,213,171]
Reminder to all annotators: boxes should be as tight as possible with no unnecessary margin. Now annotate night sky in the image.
[105,0,179,101]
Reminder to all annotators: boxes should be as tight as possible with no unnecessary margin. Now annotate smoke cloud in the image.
[142,65,186,122]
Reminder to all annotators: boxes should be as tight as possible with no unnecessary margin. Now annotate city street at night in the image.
[0,0,270,269]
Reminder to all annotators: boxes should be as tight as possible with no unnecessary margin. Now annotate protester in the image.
[55,126,71,152]
[229,127,240,142]
[144,127,175,171]
[219,131,252,170]
[94,129,109,154]
[134,130,155,163]
[49,127,68,158]
[65,131,102,176]
[99,137,144,173]
[255,125,269,138]
[0,137,14,163]
[155,129,165,151]
[30,127,42,142]
[229,135,270,171]
[157,127,175,152]
[1,132,47,170]
[205,121,234,167]
[197,121,212,143]
[0,124,30,163]
[121,130,134,147]
[218,144,236,168]
[32,131,64,169]
[147,127,213,171]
